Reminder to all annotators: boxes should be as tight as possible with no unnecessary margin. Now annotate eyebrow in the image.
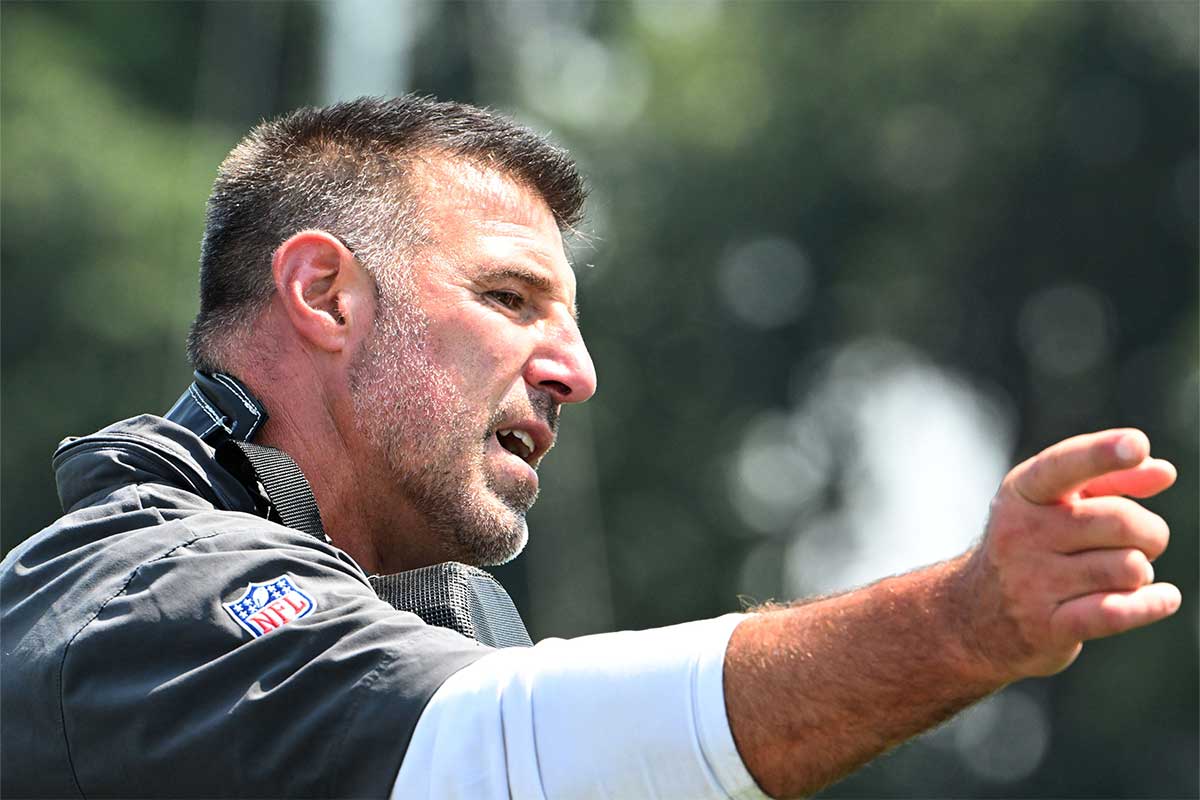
[478,265,579,322]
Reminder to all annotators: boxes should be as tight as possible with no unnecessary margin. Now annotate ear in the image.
[271,230,373,354]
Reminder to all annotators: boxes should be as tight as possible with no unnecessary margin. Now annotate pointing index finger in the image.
[1013,429,1149,506]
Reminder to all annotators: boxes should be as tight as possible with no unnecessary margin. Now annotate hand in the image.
[957,428,1180,682]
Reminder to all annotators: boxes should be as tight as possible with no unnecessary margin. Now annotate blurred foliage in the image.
[2,2,1196,797]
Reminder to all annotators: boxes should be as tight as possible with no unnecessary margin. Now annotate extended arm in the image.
[388,429,1177,800]
[724,429,1180,798]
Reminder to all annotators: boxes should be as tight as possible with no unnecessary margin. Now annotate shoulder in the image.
[6,502,488,798]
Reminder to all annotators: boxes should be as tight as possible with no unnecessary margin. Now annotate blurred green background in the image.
[2,1,1196,796]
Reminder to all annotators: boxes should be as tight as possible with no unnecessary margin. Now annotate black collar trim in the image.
[165,371,268,445]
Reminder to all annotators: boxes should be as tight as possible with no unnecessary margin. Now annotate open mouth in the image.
[496,428,535,463]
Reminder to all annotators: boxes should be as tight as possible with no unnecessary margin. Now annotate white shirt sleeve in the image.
[391,613,769,800]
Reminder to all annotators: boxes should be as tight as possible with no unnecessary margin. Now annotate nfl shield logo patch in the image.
[223,574,316,638]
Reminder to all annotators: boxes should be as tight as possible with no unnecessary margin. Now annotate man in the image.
[0,96,1179,799]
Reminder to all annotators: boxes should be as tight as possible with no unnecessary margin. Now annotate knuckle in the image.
[987,492,1007,520]
[1116,504,1169,556]
[1071,614,1094,642]
[1069,502,1112,535]
[1080,550,1144,592]
[1059,607,1092,642]
[985,497,1026,556]
[1117,550,1148,586]
[1145,513,1170,557]
[1028,456,1053,489]
[1081,559,1106,588]
[1088,500,1142,545]
[1108,502,1134,531]
[1083,557,1121,591]
[1010,458,1039,495]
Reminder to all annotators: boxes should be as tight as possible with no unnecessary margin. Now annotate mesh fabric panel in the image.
[370,563,533,648]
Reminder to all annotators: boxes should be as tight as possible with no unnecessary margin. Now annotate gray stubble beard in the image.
[348,280,534,567]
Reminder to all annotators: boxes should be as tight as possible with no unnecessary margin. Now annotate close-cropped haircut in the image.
[186,95,586,372]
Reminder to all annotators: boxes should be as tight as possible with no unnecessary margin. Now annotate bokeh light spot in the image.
[877,105,969,194]
[767,339,1013,596]
[517,30,650,131]
[1017,283,1112,377]
[718,236,812,329]
[952,689,1051,783]
[730,411,830,535]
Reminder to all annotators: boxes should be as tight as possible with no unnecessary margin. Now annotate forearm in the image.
[724,553,1000,799]
[722,430,1179,798]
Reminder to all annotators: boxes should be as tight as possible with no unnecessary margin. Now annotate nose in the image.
[524,312,597,405]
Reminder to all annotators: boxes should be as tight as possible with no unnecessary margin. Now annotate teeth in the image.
[497,429,535,459]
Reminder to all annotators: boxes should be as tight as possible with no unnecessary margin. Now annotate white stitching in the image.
[211,373,264,438]
[213,373,262,421]
[189,384,232,434]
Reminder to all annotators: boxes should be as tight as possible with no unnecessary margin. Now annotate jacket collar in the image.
[51,372,268,516]
[164,371,268,446]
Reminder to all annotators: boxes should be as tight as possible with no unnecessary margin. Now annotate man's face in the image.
[348,160,596,568]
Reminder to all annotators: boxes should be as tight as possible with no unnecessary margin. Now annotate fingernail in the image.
[1145,562,1155,584]
[1115,435,1140,463]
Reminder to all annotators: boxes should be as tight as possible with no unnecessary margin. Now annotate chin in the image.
[427,474,531,567]
[483,516,530,566]
[387,459,537,569]
[449,508,529,567]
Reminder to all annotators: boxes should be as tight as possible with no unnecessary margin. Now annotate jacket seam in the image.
[57,530,226,799]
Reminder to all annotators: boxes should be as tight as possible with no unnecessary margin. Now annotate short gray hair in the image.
[187,95,586,371]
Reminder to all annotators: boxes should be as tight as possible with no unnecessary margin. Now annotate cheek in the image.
[426,312,525,394]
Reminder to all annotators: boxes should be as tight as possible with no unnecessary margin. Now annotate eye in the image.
[486,290,526,311]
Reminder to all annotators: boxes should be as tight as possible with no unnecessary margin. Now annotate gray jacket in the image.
[1,405,489,797]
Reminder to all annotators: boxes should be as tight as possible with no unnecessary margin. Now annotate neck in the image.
[248,370,449,575]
